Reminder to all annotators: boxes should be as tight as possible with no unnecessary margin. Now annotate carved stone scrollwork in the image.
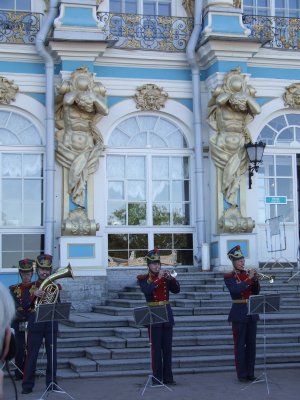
[0,76,18,104]
[134,83,168,111]
[62,208,100,236]
[283,83,300,108]
[218,206,255,233]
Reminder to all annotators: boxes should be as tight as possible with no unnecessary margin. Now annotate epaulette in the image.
[9,283,17,290]
[224,272,234,278]
[137,274,148,281]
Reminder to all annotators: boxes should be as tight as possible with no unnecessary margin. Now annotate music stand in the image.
[35,302,74,400]
[242,294,280,395]
[133,305,172,396]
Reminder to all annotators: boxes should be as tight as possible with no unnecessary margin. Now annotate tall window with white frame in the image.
[0,110,44,268]
[109,0,171,15]
[1,0,31,11]
[106,114,193,265]
[243,0,300,16]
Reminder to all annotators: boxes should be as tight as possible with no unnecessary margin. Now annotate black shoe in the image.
[247,376,257,381]
[238,377,248,383]
[21,388,32,394]
[163,380,177,385]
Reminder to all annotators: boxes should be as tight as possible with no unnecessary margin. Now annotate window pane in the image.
[107,202,126,225]
[153,203,170,225]
[154,233,172,249]
[144,1,156,14]
[110,0,121,12]
[2,179,22,226]
[125,0,137,13]
[128,181,146,201]
[129,233,148,249]
[172,203,190,225]
[153,181,169,201]
[18,0,31,10]
[2,0,14,10]
[276,156,292,176]
[2,154,22,177]
[276,178,293,198]
[108,233,128,249]
[108,181,124,200]
[128,203,146,225]
[127,157,145,179]
[158,3,171,16]
[23,155,43,177]
[278,202,294,222]
[172,181,190,201]
[107,156,125,178]
[153,157,168,179]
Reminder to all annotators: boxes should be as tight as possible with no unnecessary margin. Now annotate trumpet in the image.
[247,269,275,283]
[256,272,275,284]
[161,269,177,279]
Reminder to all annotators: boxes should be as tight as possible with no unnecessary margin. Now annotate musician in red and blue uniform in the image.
[9,259,36,381]
[22,254,62,395]
[137,247,180,386]
[224,245,260,383]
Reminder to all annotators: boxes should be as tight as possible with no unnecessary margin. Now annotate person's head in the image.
[36,254,53,281]
[227,245,245,271]
[18,259,34,284]
[145,247,161,275]
[0,283,15,362]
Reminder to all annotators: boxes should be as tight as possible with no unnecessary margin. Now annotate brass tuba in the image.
[34,263,74,309]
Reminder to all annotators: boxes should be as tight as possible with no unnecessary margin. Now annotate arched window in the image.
[256,113,299,224]
[0,110,44,268]
[106,114,193,265]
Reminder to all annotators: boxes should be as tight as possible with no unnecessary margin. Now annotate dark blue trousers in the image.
[232,319,257,379]
[22,320,58,390]
[12,321,26,379]
[149,324,173,383]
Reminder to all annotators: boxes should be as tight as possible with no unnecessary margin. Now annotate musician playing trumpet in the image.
[224,245,260,383]
[137,247,180,386]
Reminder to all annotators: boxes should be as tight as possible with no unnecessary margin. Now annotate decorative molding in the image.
[62,208,100,236]
[283,83,300,109]
[134,83,168,111]
[0,76,19,104]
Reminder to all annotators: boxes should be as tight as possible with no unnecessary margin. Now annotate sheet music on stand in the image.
[262,215,293,269]
[133,305,172,396]
[242,294,281,395]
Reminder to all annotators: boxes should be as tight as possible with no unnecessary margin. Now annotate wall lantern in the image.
[245,141,266,189]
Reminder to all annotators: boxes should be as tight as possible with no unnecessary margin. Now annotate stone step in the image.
[70,351,300,373]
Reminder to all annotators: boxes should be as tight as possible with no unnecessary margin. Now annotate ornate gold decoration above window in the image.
[283,83,300,108]
[61,208,100,236]
[182,0,194,17]
[0,76,18,104]
[134,83,168,111]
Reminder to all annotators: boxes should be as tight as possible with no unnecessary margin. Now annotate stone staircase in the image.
[46,267,300,379]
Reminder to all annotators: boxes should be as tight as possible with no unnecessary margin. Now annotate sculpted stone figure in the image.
[283,83,300,108]
[55,67,108,208]
[134,83,168,111]
[207,67,261,207]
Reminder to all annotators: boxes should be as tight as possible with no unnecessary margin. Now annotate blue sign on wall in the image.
[265,196,287,204]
